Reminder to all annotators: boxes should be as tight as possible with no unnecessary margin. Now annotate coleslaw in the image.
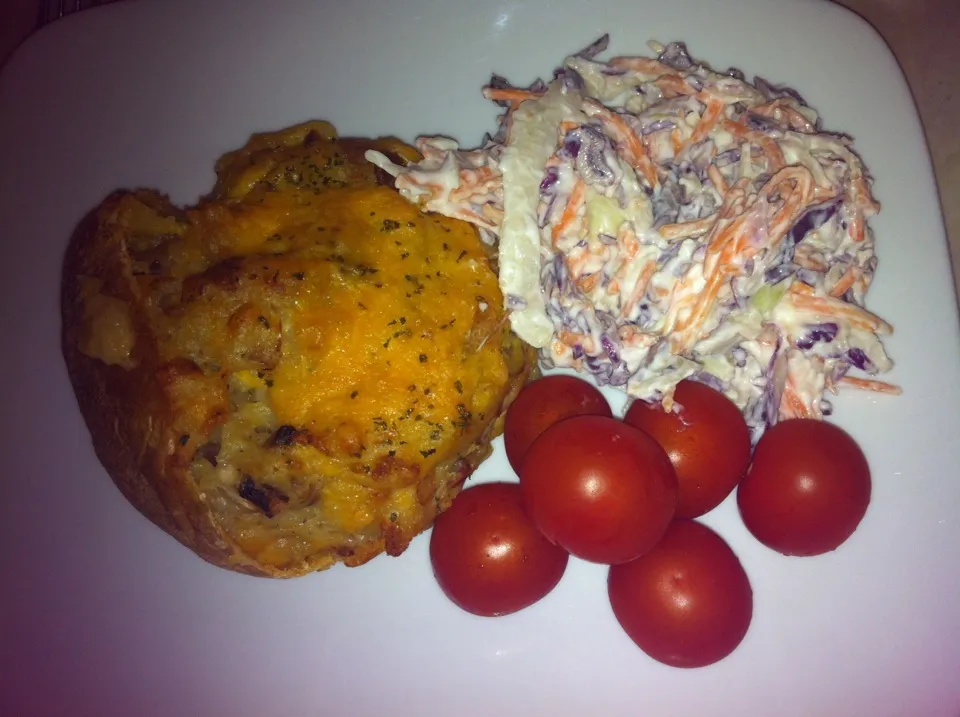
[367,37,898,440]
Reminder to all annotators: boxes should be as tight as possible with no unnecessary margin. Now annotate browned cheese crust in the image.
[61,121,537,577]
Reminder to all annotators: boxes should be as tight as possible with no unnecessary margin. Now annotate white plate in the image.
[2,0,959,715]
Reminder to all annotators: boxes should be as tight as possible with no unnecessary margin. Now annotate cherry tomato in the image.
[608,520,753,668]
[504,375,611,474]
[624,380,751,519]
[520,416,677,565]
[737,418,871,556]
[429,482,568,617]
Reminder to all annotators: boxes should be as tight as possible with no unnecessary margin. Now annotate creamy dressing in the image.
[499,83,586,347]
[370,38,896,438]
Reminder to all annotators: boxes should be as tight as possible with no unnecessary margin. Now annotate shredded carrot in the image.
[670,166,822,353]
[621,260,658,318]
[659,215,716,240]
[681,98,726,152]
[795,256,828,272]
[379,44,897,426]
[566,250,592,278]
[619,325,657,348]
[654,74,696,98]
[578,273,601,292]
[670,268,727,351]
[481,87,543,106]
[670,128,683,155]
[618,225,642,259]
[451,206,498,229]
[780,386,812,419]
[716,177,753,220]
[829,266,860,298]
[558,330,586,350]
[449,166,500,203]
[848,209,867,243]
[750,99,816,133]
[608,56,675,76]
[660,272,699,331]
[583,101,659,187]
[761,166,819,247]
[704,204,757,264]
[840,376,903,395]
[551,180,586,245]
[851,173,881,215]
[707,164,729,195]
[721,119,786,171]
[853,273,872,297]
[794,245,829,272]
[786,284,893,334]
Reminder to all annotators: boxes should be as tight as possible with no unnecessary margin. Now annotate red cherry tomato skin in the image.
[624,380,751,519]
[608,520,753,668]
[736,419,871,556]
[429,482,568,617]
[504,375,612,474]
[520,416,677,565]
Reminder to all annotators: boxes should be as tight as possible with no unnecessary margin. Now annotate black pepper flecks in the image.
[452,403,473,432]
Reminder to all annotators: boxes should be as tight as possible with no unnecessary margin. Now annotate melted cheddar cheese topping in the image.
[77,121,532,571]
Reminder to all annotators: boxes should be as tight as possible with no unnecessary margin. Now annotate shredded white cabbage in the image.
[369,37,897,439]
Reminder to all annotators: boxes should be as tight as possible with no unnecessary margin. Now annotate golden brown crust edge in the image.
[60,193,268,575]
[61,192,537,578]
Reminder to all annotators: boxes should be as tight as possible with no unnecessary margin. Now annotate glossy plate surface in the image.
[1,0,959,715]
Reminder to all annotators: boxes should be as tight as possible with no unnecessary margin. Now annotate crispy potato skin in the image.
[62,201,248,571]
[61,121,536,577]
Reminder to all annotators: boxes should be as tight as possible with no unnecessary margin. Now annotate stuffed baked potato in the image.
[61,121,536,577]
